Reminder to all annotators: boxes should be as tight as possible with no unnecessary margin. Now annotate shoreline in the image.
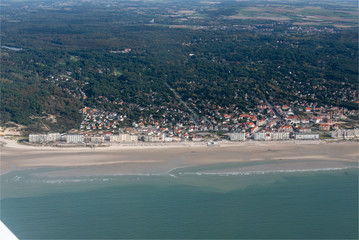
[1,137,358,176]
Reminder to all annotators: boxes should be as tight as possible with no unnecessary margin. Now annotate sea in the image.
[1,160,358,239]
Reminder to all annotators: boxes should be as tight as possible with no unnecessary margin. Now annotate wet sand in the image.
[1,138,358,176]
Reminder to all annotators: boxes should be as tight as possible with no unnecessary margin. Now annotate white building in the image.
[295,133,319,140]
[29,133,61,143]
[298,127,311,133]
[229,133,246,141]
[110,133,131,142]
[66,134,84,144]
[109,135,118,142]
[253,132,266,141]
[29,134,48,143]
[163,137,174,142]
[47,133,61,142]
[91,136,105,143]
[144,135,161,142]
[110,134,138,143]
[270,132,290,140]
[331,129,358,139]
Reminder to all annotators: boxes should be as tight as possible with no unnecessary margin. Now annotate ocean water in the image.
[1,161,358,239]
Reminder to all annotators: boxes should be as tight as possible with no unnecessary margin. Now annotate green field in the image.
[229,4,358,26]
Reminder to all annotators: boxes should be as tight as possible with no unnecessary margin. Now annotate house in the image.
[256,119,266,126]
[282,105,290,111]
[310,117,322,124]
[240,114,257,121]
[300,118,309,124]
[246,122,255,128]
[285,116,300,124]
[267,121,276,128]
[256,105,267,110]
[279,126,293,132]
[319,124,330,131]
[298,127,311,133]
[331,124,339,130]
[251,126,259,133]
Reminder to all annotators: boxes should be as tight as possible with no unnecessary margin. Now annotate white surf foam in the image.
[177,167,357,176]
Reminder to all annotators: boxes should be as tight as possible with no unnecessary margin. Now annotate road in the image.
[163,81,212,126]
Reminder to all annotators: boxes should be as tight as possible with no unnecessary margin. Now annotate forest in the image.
[1,0,358,132]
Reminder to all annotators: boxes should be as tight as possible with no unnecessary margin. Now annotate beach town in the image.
[2,105,358,176]
[25,102,358,146]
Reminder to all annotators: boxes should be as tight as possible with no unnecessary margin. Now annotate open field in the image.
[227,4,358,26]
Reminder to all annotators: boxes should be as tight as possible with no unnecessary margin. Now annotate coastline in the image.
[1,137,358,176]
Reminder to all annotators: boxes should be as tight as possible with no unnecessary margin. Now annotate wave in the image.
[43,178,111,184]
[4,175,22,183]
[4,166,356,185]
[39,167,359,183]
[42,173,175,184]
[176,167,357,176]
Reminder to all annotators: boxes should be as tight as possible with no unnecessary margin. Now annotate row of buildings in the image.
[29,133,61,143]
[230,132,320,141]
[29,133,138,144]
[331,129,359,139]
[30,128,358,144]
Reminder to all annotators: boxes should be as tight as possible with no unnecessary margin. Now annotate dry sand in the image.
[0,138,358,176]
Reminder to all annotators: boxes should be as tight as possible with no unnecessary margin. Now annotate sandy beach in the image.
[0,137,358,176]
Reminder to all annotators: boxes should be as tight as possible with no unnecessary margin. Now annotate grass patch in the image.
[57,60,66,66]
[60,74,72,79]
[113,69,123,76]
[70,55,79,62]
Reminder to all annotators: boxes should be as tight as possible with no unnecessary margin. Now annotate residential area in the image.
[29,102,359,145]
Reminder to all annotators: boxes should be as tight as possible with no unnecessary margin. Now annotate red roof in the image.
[241,114,257,121]
[251,126,258,132]
[286,116,299,119]
[249,116,257,121]
[282,105,290,110]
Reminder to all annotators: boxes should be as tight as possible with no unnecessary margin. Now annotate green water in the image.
[1,164,358,239]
